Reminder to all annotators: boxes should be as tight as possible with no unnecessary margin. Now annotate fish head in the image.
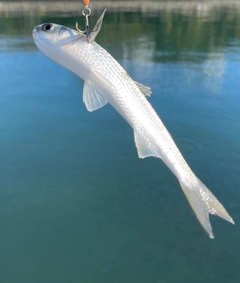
[32,9,106,54]
[32,23,85,62]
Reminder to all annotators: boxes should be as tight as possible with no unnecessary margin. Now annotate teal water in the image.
[1,3,240,283]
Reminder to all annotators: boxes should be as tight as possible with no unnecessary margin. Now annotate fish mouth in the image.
[33,26,39,32]
[32,29,57,62]
[32,28,44,52]
[32,26,40,43]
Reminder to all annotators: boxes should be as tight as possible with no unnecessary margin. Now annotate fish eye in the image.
[42,23,54,32]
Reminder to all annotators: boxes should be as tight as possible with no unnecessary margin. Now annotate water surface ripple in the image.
[0,2,240,283]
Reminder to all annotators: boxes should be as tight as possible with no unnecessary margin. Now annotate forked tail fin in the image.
[180,179,234,238]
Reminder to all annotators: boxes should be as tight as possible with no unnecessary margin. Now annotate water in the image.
[1,1,240,282]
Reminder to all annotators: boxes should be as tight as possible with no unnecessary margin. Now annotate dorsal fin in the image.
[134,81,152,97]
[88,9,106,44]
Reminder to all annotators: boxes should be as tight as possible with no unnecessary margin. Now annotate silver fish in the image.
[32,11,234,238]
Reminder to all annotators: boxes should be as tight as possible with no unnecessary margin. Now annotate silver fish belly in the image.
[32,15,234,238]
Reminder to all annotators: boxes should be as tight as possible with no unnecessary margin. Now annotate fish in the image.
[32,10,234,238]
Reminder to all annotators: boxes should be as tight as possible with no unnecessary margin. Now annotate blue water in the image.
[0,3,240,283]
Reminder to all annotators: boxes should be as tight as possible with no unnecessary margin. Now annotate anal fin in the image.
[83,81,107,112]
[134,131,161,159]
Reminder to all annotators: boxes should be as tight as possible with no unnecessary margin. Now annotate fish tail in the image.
[179,178,234,239]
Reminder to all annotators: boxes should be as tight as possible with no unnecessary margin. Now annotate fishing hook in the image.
[76,5,92,36]
[82,6,91,36]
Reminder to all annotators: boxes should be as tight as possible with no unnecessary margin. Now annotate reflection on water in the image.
[1,1,240,61]
[1,1,240,283]
[1,1,240,15]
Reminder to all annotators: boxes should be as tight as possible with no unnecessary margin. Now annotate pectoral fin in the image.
[134,131,161,159]
[134,81,152,97]
[83,81,107,112]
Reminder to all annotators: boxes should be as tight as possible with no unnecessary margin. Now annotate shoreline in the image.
[1,1,240,16]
